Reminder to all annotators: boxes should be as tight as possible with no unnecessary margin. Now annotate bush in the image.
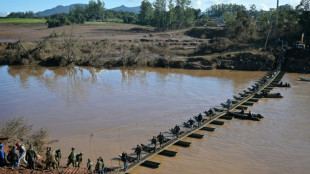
[0,117,49,153]
[196,37,232,54]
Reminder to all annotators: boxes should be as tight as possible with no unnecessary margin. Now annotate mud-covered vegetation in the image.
[0,117,48,154]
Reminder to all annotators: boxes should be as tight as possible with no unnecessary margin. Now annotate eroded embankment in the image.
[0,40,308,73]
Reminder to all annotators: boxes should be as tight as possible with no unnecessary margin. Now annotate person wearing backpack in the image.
[121,152,128,171]
[7,146,19,168]
[67,147,76,167]
[25,145,37,170]
[100,157,105,174]
[0,143,6,167]
[95,158,102,174]
[55,149,62,168]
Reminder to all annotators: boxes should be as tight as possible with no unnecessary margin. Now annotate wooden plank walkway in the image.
[121,70,284,174]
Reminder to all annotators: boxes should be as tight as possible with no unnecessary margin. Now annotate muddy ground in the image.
[0,23,284,72]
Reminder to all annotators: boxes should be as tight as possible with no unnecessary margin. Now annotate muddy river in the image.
[0,65,310,174]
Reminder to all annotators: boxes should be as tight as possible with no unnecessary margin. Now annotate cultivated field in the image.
[0,18,46,24]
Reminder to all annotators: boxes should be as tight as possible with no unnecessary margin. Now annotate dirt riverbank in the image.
[0,24,309,73]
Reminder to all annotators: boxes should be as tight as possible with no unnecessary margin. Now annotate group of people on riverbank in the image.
[0,142,108,174]
[0,142,37,169]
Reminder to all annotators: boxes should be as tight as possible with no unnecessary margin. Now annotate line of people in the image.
[0,142,107,174]
[120,131,167,171]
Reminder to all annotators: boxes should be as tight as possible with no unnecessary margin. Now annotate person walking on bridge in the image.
[121,152,128,171]
[134,145,142,162]
[197,113,203,127]
[226,99,232,111]
[174,125,180,138]
[151,136,157,152]
[187,118,195,131]
[157,132,165,147]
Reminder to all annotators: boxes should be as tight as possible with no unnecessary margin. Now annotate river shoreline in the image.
[1,40,309,73]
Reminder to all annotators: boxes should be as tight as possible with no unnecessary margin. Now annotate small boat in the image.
[174,141,191,147]
[243,90,253,94]
[169,128,184,135]
[182,122,198,128]
[141,144,155,153]
[119,154,136,163]
[233,95,243,100]
[228,112,261,121]
[239,93,249,97]
[210,120,224,125]
[159,150,178,157]
[299,77,310,82]
[264,93,283,98]
[236,106,248,110]
[248,98,259,102]
[141,160,161,168]
[254,93,283,98]
[219,115,233,120]
[214,108,224,112]
[200,127,215,131]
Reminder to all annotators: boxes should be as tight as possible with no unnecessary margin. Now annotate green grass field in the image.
[0,18,46,24]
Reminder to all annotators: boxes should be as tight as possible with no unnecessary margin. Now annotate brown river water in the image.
[0,65,310,174]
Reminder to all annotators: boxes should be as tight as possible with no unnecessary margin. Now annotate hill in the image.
[110,5,140,14]
[36,4,140,17]
[36,4,86,16]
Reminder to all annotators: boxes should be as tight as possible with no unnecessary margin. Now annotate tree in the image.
[175,0,194,29]
[296,0,310,11]
[153,0,167,31]
[249,4,257,19]
[167,0,176,29]
[225,10,256,42]
[206,3,246,18]
[85,0,105,21]
[69,5,85,24]
[138,0,153,25]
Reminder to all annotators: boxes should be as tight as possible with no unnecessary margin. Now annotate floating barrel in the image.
[188,133,204,139]
[200,127,215,131]
[248,98,259,102]
[219,115,233,120]
[242,102,254,106]
[174,141,191,147]
[236,106,248,110]
[159,150,177,157]
[141,160,161,169]
[211,120,224,125]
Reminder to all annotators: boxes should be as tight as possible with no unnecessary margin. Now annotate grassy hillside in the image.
[0,18,46,24]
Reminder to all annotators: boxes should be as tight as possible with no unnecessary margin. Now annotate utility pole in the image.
[274,0,279,38]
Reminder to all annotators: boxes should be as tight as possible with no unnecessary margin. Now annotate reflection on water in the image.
[1,65,310,174]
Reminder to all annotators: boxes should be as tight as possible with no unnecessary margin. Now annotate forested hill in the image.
[36,4,140,16]
[110,5,140,14]
[36,4,86,16]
